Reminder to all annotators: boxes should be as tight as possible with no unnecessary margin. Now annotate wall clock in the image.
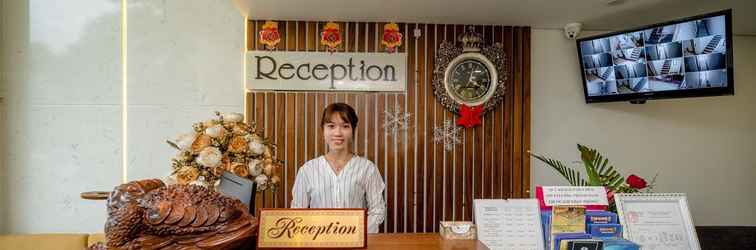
[432,26,507,127]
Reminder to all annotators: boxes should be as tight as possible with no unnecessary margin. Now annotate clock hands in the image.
[452,61,490,99]
[466,65,475,89]
[466,64,483,90]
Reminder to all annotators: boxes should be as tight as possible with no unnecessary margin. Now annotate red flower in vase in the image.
[626,174,647,189]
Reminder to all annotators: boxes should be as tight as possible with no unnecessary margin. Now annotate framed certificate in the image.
[615,193,700,250]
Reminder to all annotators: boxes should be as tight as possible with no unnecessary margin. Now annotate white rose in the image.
[196,147,222,167]
[255,174,268,186]
[164,174,178,185]
[248,159,262,176]
[205,124,225,138]
[270,176,281,184]
[222,112,244,123]
[175,132,197,151]
[248,139,266,156]
[263,162,274,176]
[189,179,209,187]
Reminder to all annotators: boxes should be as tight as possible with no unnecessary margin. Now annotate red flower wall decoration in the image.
[321,22,342,52]
[382,22,403,53]
[259,21,281,50]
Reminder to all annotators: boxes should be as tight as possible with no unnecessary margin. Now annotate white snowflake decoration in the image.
[433,120,462,151]
[382,108,411,135]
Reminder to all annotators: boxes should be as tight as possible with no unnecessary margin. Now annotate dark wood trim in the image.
[521,27,532,197]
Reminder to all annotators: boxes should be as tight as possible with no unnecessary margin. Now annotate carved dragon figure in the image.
[93,179,257,250]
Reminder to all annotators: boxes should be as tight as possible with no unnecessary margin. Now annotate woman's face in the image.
[323,113,353,152]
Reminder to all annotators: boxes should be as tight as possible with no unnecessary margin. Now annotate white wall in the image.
[531,29,756,226]
[0,0,6,232]
[0,0,244,233]
[1,0,122,233]
[126,0,243,181]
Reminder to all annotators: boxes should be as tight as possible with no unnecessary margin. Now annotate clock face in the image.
[447,59,493,103]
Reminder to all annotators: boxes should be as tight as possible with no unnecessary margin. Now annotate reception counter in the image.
[0,233,489,250]
[366,233,489,250]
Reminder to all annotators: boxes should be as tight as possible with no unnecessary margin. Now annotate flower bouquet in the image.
[166,112,281,192]
[529,144,657,211]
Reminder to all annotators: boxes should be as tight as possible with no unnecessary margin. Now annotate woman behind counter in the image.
[290,102,386,233]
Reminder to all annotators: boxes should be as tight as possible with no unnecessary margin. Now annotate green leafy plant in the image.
[529,144,656,210]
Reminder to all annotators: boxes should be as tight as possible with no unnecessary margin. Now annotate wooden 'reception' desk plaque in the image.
[257,208,367,249]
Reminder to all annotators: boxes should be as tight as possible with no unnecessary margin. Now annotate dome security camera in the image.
[564,23,582,39]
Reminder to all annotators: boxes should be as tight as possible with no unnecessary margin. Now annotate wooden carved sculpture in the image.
[97,179,257,250]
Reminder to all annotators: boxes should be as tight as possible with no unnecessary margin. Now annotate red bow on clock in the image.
[456,104,483,128]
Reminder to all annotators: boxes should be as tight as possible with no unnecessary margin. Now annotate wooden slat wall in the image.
[245,20,531,233]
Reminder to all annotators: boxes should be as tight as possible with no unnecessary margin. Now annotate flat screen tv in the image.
[577,9,733,103]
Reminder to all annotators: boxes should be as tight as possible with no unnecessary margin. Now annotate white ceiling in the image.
[233,0,756,35]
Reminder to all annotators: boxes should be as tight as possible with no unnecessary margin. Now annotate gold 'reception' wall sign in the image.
[257,209,367,248]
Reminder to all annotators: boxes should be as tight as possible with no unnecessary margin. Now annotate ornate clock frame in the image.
[432,26,508,115]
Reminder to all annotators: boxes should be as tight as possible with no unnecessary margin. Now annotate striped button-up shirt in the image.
[291,155,386,233]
